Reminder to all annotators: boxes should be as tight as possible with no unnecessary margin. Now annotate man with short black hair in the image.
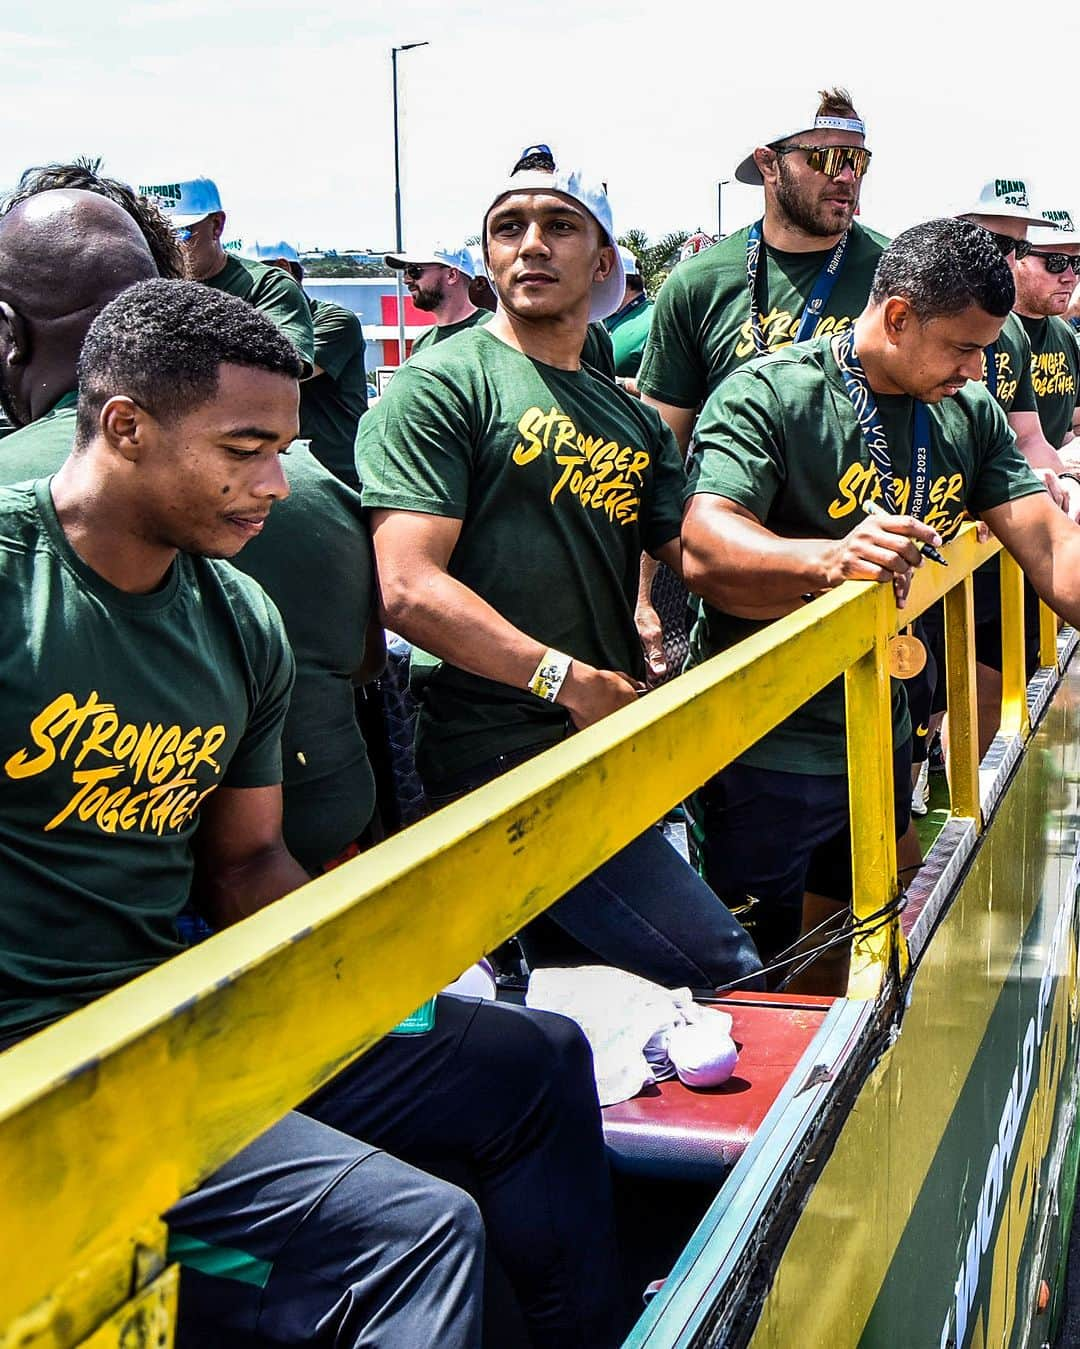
[141,176,315,376]
[682,219,1080,978]
[386,241,482,352]
[359,152,763,994]
[0,210,625,1349]
[639,88,887,454]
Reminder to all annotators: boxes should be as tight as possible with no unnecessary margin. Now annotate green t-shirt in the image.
[605,295,654,378]
[410,308,488,353]
[205,253,315,377]
[0,479,293,1039]
[300,298,369,491]
[0,410,375,873]
[582,321,616,381]
[357,325,685,782]
[639,221,888,409]
[230,445,376,867]
[687,337,1045,774]
[983,312,1038,415]
[1020,313,1080,448]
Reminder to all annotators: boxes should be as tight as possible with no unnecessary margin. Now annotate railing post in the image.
[944,572,981,825]
[1039,599,1060,671]
[845,586,903,999]
[999,550,1030,740]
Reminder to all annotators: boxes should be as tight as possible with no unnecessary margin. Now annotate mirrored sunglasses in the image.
[989,232,1032,261]
[1033,251,1080,276]
[773,144,872,180]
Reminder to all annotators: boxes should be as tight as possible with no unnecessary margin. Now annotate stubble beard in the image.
[774,159,855,240]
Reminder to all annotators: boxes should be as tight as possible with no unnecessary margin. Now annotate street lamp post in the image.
[392,41,429,366]
[717,179,731,241]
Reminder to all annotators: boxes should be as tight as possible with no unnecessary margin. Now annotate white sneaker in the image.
[911,759,929,817]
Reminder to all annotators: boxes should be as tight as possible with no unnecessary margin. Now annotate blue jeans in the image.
[426,748,764,993]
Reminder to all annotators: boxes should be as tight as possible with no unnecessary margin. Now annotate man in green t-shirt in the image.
[386,240,483,352]
[930,182,1080,760]
[358,146,762,993]
[1013,210,1080,452]
[140,176,315,376]
[639,87,886,455]
[682,220,1080,975]
[604,246,653,388]
[0,272,626,1346]
[242,240,369,489]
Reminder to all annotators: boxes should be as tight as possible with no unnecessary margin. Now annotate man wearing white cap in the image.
[358,146,763,1002]
[926,183,1080,758]
[243,240,369,490]
[604,245,653,387]
[139,177,314,376]
[639,88,886,454]
[385,241,482,352]
[1014,209,1080,452]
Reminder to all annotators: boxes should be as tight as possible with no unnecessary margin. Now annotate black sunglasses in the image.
[989,232,1032,261]
[771,143,872,180]
[403,264,430,280]
[1032,251,1080,276]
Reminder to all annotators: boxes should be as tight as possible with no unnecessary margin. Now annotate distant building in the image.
[303,277,431,371]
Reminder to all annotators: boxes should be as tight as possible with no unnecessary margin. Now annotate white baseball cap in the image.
[734,107,868,186]
[384,243,475,276]
[139,176,223,228]
[241,239,301,264]
[1028,208,1080,247]
[466,242,488,279]
[484,147,625,322]
[954,178,1047,227]
[618,245,639,277]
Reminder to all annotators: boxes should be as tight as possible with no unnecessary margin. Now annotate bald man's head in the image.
[0,189,158,426]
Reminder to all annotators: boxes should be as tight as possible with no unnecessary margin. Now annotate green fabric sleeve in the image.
[356,365,472,518]
[685,371,785,521]
[222,592,296,789]
[642,416,687,553]
[637,270,707,410]
[250,269,316,376]
[967,396,1046,516]
[313,304,363,381]
[583,323,616,381]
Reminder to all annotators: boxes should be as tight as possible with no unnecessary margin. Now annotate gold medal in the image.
[887,629,927,680]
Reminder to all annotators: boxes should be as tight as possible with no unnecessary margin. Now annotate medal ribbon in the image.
[745,220,850,357]
[833,329,931,520]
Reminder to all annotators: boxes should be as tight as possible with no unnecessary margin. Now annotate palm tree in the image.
[617,229,694,297]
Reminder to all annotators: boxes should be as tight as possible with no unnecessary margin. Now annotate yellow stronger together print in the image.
[512,405,651,525]
[4,690,226,835]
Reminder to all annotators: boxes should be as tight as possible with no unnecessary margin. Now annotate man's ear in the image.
[593,242,615,285]
[882,296,913,344]
[753,146,778,186]
[209,211,227,242]
[0,301,29,371]
[99,395,153,464]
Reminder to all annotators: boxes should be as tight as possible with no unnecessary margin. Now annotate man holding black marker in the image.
[682,220,1080,984]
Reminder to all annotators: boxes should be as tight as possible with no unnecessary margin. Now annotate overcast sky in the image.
[4,1,1079,254]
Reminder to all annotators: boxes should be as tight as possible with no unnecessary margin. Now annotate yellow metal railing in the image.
[0,523,1058,1346]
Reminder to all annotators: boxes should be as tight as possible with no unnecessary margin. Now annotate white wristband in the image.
[528,649,572,703]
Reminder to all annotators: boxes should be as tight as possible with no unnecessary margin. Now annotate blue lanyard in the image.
[833,330,932,520]
[745,220,850,357]
[984,344,998,401]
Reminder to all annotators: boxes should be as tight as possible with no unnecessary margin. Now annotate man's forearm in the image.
[683,514,831,615]
[198,844,312,928]
[381,566,550,689]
